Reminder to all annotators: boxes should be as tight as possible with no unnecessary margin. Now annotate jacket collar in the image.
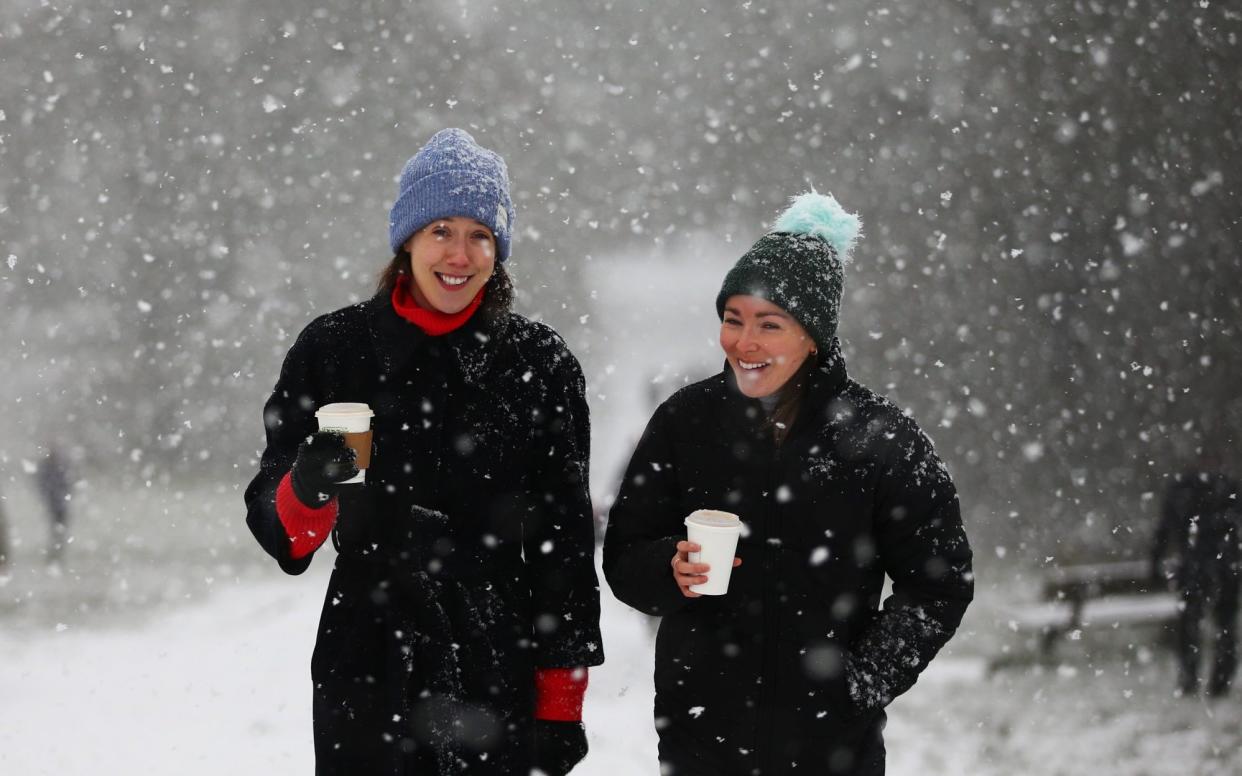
[788,337,849,439]
[365,290,510,385]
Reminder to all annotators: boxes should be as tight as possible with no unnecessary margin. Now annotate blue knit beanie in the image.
[388,128,516,262]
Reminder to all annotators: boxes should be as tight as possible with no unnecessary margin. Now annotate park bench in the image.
[993,560,1179,669]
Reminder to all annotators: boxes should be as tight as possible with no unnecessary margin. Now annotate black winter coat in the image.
[1153,469,1241,586]
[603,341,973,776]
[245,291,604,775]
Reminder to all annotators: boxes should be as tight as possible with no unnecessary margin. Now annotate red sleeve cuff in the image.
[275,472,338,560]
[534,667,589,722]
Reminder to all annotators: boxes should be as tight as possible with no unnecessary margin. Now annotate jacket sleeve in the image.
[601,403,689,617]
[522,348,605,669]
[846,413,974,713]
[244,325,322,575]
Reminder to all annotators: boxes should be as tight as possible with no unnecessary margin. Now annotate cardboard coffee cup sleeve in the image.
[343,430,372,469]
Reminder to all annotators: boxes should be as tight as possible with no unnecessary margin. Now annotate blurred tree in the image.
[0,0,1237,563]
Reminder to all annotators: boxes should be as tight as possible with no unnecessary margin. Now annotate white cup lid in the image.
[315,402,374,418]
[685,509,741,529]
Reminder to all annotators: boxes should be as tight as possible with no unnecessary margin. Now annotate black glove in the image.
[532,720,587,776]
[290,432,358,507]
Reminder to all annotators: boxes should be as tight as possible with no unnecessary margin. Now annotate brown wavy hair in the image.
[768,352,819,446]
[376,250,514,324]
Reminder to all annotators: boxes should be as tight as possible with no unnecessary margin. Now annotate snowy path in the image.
[2,558,1238,775]
[0,560,664,775]
[0,569,322,774]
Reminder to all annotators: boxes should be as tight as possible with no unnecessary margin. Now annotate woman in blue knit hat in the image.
[603,193,974,775]
[245,128,604,775]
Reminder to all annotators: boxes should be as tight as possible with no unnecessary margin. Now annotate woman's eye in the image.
[723,318,742,326]
[472,232,492,242]
[761,322,781,331]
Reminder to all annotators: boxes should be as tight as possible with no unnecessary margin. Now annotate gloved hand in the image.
[532,719,587,776]
[290,431,358,507]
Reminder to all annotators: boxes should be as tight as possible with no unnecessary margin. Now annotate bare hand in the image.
[672,540,742,598]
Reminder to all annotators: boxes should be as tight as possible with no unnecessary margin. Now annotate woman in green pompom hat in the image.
[604,193,975,775]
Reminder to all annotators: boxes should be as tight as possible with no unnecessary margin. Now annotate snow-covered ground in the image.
[2,544,1239,775]
[0,556,641,774]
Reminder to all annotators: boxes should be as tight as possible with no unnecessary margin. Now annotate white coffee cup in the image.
[314,403,374,485]
[684,509,743,595]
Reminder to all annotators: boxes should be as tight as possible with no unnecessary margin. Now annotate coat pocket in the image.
[309,569,388,686]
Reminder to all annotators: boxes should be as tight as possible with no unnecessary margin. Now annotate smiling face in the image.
[403,217,496,314]
[719,294,817,399]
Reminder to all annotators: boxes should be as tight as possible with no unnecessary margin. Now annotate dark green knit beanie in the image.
[716,193,862,349]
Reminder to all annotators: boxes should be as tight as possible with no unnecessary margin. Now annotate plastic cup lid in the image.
[685,510,741,529]
[315,402,374,418]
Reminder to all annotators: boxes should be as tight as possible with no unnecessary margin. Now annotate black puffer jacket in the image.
[245,291,604,775]
[603,341,973,776]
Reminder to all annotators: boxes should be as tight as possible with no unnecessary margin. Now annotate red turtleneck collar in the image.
[391,273,484,336]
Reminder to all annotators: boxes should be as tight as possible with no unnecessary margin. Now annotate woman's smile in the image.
[405,217,497,313]
[720,295,815,399]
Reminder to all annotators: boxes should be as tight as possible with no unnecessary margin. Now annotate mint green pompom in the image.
[771,192,862,262]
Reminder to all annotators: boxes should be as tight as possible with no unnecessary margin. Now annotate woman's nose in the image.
[443,237,470,264]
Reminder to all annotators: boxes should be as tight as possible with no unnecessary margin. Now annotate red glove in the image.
[535,667,588,721]
[275,471,338,559]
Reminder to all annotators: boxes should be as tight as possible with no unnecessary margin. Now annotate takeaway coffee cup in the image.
[315,402,374,485]
[684,509,743,595]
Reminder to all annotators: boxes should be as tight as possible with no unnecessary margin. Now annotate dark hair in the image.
[768,353,819,446]
[376,251,410,297]
[376,251,514,324]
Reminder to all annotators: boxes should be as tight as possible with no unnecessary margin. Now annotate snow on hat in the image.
[388,128,517,262]
[715,192,862,349]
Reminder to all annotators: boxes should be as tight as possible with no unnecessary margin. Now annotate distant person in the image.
[245,129,603,775]
[604,193,974,775]
[37,447,72,565]
[1151,452,1240,697]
